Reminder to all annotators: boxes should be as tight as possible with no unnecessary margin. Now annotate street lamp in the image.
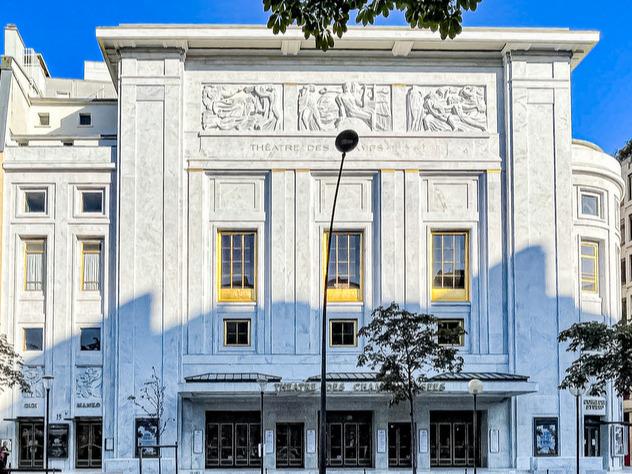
[258,379,268,474]
[319,130,359,474]
[42,374,54,473]
[569,385,587,474]
[468,379,483,474]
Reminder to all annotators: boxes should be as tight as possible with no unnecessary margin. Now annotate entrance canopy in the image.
[179,371,537,399]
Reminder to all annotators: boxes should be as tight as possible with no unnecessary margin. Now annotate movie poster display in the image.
[135,418,159,458]
[47,424,69,458]
[534,418,558,456]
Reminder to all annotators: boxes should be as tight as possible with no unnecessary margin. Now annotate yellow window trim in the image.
[80,240,102,291]
[217,231,257,303]
[322,231,363,303]
[580,240,599,294]
[329,319,358,347]
[223,319,251,347]
[430,231,469,302]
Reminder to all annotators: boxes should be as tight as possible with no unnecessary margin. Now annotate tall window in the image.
[623,298,628,323]
[431,231,468,301]
[621,219,626,245]
[218,231,256,302]
[324,231,362,302]
[580,241,599,294]
[326,411,372,467]
[276,423,304,468]
[388,423,412,467]
[623,259,627,285]
[81,241,102,291]
[75,419,102,469]
[18,419,44,468]
[24,240,45,291]
[205,412,260,468]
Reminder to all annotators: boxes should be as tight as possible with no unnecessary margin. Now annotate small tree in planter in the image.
[357,303,464,474]
[128,367,174,472]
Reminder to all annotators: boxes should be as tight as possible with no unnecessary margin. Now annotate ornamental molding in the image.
[23,366,44,398]
[298,83,392,132]
[202,84,283,131]
[407,85,487,132]
[76,366,102,400]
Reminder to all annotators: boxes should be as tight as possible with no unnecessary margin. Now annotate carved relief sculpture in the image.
[202,84,282,131]
[23,366,43,398]
[76,367,102,399]
[298,83,391,132]
[407,85,487,132]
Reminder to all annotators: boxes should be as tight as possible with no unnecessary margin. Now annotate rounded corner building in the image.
[0,22,626,473]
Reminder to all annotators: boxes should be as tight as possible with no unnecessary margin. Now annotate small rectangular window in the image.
[621,219,625,245]
[79,113,92,126]
[580,192,600,217]
[224,319,250,346]
[218,231,256,302]
[580,241,599,294]
[38,113,50,127]
[81,241,102,291]
[324,231,363,302]
[24,328,43,351]
[25,239,45,291]
[25,191,46,214]
[628,175,632,200]
[80,327,101,351]
[81,191,103,214]
[629,215,632,242]
[330,319,357,347]
[437,319,465,346]
[431,231,469,301]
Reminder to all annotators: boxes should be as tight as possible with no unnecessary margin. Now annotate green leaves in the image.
[357,302,464,404]
[263,0,483,51]
[0,334,29,394]
[559,321,632,397]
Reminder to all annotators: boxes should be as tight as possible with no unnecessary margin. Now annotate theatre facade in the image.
[0,23,626,473]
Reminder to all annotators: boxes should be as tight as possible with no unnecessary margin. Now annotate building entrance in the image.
[430,411,482,468]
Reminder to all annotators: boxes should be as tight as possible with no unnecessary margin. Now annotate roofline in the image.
[95,24,600,84]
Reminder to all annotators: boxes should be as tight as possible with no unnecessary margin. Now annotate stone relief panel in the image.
[298,83,392,132]
[76,366,102,399]
[202,84,283,131]
[23,366,43,398]
[407,85,487,132]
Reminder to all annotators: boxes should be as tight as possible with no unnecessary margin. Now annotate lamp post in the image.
[468,379,483,474]
[319,130,359,474]
[258,379,268,474]
[42,374,54,473]
[569,385,587,474]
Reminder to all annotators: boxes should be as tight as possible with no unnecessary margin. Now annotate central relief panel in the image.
[298,82,392,132]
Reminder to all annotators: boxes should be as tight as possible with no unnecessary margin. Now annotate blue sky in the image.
[1,0,630,153]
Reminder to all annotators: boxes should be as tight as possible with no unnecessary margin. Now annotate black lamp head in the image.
[335,129,359,154]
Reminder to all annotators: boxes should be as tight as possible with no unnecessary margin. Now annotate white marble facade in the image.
[0,24,626,473]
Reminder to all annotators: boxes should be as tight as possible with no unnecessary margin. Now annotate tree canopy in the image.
[615,138,632,162]
[0,334,30,393]
[558,321,632,396]
[263,0,483,50]
[357,303,464,474]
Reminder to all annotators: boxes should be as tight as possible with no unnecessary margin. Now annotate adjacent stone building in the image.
[0,22,626,473]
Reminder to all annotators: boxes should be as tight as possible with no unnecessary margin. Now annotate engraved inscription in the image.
[202,84,282,131]
[298,83,391,132]
[407,86,487,132]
